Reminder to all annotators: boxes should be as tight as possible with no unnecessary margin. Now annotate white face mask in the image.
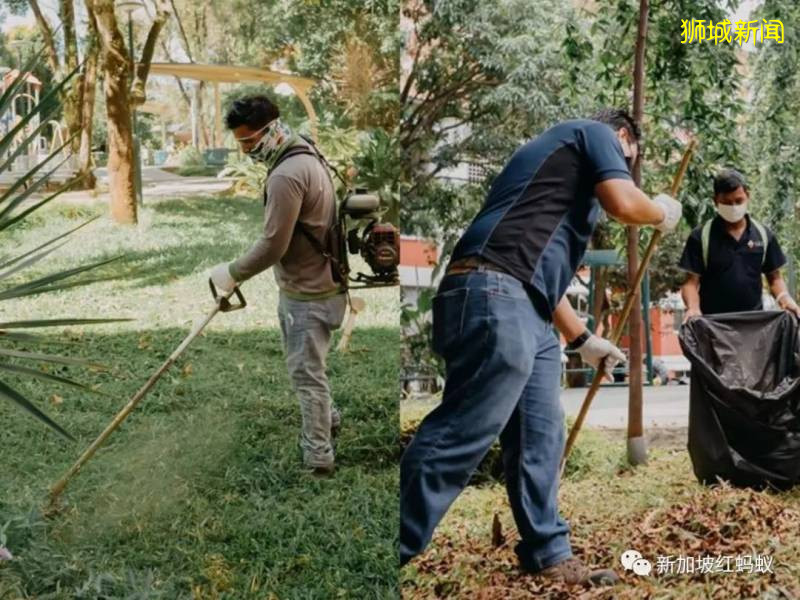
[716,202,748,223]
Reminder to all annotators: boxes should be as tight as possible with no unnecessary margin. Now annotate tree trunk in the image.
[30,0,99,185]
[30,0,81,155]
[170,0,195,62]
[627,0,649,465]
[104,61,137,224]
[78,21,100,190]
[592,267,608,333]
[87,0,137,224]
[28,0,59,74]
[197,81,210,149]
[59,0,82,154]
[87,0,170,223]
[130,2,171,107]
[141,0,193,108]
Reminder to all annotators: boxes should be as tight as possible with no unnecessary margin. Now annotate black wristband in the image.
[566,329,591,351]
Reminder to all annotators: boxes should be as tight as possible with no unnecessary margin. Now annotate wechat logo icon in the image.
[621,549,652,576]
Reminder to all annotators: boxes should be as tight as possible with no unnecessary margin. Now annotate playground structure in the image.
[0,67,77,188]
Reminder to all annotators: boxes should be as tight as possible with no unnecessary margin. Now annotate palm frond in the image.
[0,106,60,176]
[0,348,108,370]
[0,49,46,118]
[0,241,69,282]
[0,53,117,438]
[0,362,108,397]
[0,379,75,441]
[0,256,124,301]
[0,140,74,221]
[0,173,82,231]
[0,318,130,329]
[0,218,99,272]
[0,63,80,161]
[0,331,44,342]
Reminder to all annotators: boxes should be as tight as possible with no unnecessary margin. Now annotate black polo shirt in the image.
[678,215,786,314]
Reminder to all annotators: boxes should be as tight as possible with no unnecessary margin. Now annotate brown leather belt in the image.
[445,256,512,277]
[444,256,553,318]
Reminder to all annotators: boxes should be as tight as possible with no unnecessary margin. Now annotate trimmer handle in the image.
[209,279,247,312]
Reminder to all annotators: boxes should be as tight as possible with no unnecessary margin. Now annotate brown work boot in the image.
[536,557,620,586]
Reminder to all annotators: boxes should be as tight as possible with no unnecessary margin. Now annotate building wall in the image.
[616,308,683,357]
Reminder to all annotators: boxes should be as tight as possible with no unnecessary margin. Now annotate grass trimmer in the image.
[49,282,246,505]
[560,139,696,476]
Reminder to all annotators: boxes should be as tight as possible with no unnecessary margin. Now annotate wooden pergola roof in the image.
[146,63,319,140]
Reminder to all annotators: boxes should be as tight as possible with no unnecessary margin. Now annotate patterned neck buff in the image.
[245,119,299,171]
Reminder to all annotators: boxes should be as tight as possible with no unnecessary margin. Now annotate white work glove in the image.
[576,334,627,376]
[652,193,682,233]
[209,262,237,295]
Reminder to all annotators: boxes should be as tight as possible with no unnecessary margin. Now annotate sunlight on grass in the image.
[3,195,399,335]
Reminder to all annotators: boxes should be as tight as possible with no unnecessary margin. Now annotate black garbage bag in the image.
[679,310,800,489]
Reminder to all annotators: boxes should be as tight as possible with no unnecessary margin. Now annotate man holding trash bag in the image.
[679,168,800,321]
[400,109,683,585]
[208,95,346,476]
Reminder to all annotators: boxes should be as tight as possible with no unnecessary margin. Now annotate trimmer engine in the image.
[339,191,399,287]
[349,222,400,281]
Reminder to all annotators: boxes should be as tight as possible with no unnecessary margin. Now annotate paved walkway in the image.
[403,384,691,430]
[561,384,690,428]
[55,166,235,204]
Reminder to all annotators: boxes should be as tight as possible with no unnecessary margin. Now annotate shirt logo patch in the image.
[748,240,764,249]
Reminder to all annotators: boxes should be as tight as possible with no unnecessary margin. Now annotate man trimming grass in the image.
[210,95,345,476]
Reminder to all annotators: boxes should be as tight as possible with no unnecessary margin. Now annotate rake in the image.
[560,139,697,475]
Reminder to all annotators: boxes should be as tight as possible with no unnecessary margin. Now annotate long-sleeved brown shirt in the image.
[229,142,340,298]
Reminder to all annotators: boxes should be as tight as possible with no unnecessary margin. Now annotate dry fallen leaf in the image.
[50,394,63,405]
[182,363,193,377]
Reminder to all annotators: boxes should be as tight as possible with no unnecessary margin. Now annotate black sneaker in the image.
[307,464,335,478]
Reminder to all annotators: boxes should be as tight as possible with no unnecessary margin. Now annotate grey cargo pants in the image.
[278,291,347,468]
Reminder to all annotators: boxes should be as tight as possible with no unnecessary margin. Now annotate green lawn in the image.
[0,193,400,599]
[400,407,800,599]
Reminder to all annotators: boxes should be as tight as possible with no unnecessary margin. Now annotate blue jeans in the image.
[400,269,572,571]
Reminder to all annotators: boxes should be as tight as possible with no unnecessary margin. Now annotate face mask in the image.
[243,119,297,169]
[716,202,748,223]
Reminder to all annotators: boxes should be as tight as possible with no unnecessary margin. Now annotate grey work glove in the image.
[576,334,627,376]
[652,193,682,233]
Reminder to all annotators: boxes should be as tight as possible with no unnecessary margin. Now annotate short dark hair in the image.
[225,95,280,130]
[713,168,748,196]
[590,108,641,143]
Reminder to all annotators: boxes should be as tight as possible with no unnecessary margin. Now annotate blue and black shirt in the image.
[450,119,632,316]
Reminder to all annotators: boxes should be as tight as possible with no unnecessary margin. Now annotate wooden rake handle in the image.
[560,139,697,474]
